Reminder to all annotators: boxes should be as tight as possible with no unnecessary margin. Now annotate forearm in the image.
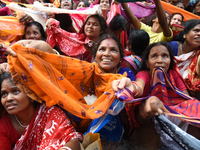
[59,139,81,150]
[154,0,167,26]
[154,0,171,37]
[121,3,141,29]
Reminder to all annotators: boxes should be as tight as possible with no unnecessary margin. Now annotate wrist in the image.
[59,146,72,150]
[121,4,129,10]
[131,81,139,97]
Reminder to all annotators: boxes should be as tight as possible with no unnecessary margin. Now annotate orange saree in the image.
[7,44,125,119]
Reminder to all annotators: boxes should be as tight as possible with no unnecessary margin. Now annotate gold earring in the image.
[183,35,186,39]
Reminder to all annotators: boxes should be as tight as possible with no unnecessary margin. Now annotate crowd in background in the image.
[0,0,200,149]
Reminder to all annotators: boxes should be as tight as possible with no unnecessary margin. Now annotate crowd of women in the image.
[0,0,200,149]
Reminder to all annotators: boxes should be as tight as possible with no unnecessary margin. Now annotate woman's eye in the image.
[1,92,7,97]
[99,48,105,51]
[152,55,157,58]
[34,32,38,35]
[13,90,20,94]
[111,49,117,52]
[163,54,168,57]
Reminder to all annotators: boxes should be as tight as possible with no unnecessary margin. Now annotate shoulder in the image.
[140,22,151,31]
[136,71,151,81]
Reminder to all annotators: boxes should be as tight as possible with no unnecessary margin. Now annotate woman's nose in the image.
[157,56,163,63]
[103,49,110,56]
[7,93,14,101]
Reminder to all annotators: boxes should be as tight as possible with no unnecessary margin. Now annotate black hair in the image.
[0,72,12,97]
[82,14,107,35]
[23,21,46,40]
[109,14,127,32]
[172,19,200,43]
[0,72,13,115]
[170,12,184,24]
[193,0,200,9]
[141,41,174,71]
[175,2,185,9]
[144,11,170,26]
[55,14,73,32]
[94,33,124,67]
[75,0,90,9]
[129,29,149,57]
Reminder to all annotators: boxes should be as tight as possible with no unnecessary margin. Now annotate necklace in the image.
[15,115,28,128]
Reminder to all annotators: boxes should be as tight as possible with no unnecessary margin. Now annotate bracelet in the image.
[121,4,129,11]
[131,81,139,97]
[59,146,72,150]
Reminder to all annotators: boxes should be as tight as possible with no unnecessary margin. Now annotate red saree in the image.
[116,68,200,136]
[46,20,93,62]
[14,103,83,150]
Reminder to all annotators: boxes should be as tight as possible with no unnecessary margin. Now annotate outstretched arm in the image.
[154,0,171,37]
[121,3,141,29]
[112,77,145,98]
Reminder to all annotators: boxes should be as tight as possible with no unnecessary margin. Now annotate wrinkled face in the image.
[170,14,183,25]
[84,17,102,41]
[184,24,200,49]
[95,38,121,73]
[99,0,110,10]
[25,25,42,40]
[147,45,171,73]
[195,1,200,14]
[176,3,185,9]
[1,79,33,115]
[61,0,73,10]
[77,1,85,10]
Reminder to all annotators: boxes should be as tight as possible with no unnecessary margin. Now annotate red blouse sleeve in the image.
[0,115,21,150]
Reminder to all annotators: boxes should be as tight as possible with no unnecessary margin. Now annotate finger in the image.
[111,80,120,92]
[0,68,6,74]
[6,47,17,57]
[157,108,163,114]
[117,77,129,89]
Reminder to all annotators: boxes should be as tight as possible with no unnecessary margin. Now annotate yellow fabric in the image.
[8,44,125,119]
[140,22,173,44]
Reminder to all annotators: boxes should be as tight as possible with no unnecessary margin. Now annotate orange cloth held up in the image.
[161,1,200,21]
[8,44,125,119]
[0,16,24,45]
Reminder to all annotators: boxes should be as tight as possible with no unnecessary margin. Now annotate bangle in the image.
[121,4,129,10]
[59,146,72,150]
[132,81,139,97]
